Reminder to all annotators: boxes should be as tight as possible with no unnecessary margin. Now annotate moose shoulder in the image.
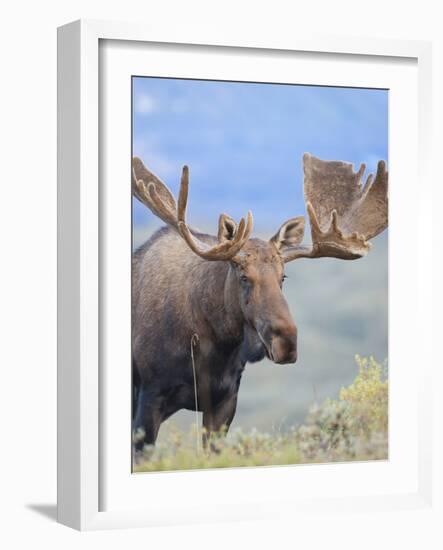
[132,154,388,457]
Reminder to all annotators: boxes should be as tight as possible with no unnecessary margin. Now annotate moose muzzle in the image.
[259,321,298,364]
[270,328,298,364]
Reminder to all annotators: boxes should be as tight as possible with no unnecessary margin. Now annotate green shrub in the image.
[296,355,388,463]
[339,355,388,435]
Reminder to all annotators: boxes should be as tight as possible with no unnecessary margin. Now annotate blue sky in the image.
[132,77,388,236]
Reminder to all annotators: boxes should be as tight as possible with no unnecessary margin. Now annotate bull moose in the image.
[132,153,388,456]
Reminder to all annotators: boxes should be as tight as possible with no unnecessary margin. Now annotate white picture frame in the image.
[57,19,433,531]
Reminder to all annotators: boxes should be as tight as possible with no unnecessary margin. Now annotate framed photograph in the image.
[57,19,433,530]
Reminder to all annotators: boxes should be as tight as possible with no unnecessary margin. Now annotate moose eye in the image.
[281,275,288,284]
[240,275,249,284]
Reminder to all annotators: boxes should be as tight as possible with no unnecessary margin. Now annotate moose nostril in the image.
[270,334,298,364]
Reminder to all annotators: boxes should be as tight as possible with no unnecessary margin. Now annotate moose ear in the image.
[218,213,238,242]
[270,216,305,251]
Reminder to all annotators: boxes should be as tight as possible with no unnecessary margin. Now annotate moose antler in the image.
[176,166,253,260]
[283,154,388,262]
[132,157,178,226]
[132,157,253,261]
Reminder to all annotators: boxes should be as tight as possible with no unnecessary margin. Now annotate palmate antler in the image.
[132,157,253,261]
[283,154,388,262]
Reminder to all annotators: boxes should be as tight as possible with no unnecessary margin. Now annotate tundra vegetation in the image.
[134,355,388,472]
